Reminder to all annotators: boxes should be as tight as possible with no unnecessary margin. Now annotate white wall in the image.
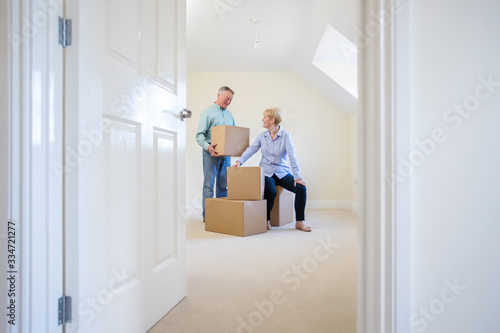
[403,1,500,332]
[347,114,357,204]
[186,71,356,217]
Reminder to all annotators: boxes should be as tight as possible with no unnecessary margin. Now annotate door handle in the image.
[180,109,192,121]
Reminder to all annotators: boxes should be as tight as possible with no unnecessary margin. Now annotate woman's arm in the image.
[284,131,302,180]
[233,132,262,166]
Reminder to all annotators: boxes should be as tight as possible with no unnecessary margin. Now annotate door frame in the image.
[4,0,64,332]
[1,1,9,329]
[357,1,410,332]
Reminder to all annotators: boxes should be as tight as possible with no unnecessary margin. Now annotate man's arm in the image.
[195,111,210,150]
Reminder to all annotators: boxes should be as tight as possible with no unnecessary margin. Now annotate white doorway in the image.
[2,0,407,332]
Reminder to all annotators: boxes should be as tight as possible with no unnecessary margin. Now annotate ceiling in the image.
[186,0,358,115]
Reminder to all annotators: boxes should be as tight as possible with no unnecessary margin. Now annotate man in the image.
[196,86,236,221]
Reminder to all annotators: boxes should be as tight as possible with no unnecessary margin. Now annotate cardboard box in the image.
[227,167,264,200]
[211,125,249,156]
[270,186,295,227]
[205,198,267,237]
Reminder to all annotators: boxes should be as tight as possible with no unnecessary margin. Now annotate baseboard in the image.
[186,200,358,216]
[307,200,358,213]
[185,201,202,219]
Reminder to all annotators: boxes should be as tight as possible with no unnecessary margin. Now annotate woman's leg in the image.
[275,174,309,231]
[275,174,307,221]
[264,176,277,222]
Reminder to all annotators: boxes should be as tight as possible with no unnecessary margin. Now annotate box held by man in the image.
[211,125,249,156]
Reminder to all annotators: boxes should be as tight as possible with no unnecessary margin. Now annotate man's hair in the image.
[218,86,235,95]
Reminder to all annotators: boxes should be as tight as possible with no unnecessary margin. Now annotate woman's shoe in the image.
[267,221,272,230]
[295,221,311,232]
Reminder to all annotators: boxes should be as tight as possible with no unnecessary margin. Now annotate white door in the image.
[64,0,187,332]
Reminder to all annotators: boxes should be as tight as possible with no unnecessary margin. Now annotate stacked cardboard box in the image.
[205,166,266,237]
[205,125,266,236]
[205,198,266,237]
[227,166,264,200]
[270,186,295,227]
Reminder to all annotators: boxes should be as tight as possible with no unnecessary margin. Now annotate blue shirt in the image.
[196,103,236,150]
[238,127,302,180]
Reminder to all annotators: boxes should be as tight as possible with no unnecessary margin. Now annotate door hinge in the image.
[58,17,72,48]
[58,295,72,325]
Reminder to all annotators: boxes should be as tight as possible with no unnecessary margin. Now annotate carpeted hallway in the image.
[148,209,357,333]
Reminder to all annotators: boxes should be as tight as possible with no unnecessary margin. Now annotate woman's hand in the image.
[232,161,241,167]
[294,178,306,187]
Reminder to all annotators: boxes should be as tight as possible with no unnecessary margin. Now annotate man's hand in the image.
[232,161,241,167]
[208,143,219,157]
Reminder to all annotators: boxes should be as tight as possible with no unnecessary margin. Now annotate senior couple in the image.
[195,86,310,232]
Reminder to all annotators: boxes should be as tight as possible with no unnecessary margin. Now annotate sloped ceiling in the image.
[186,0,358,115]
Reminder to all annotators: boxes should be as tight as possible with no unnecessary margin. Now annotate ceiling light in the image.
[251,18,260,50]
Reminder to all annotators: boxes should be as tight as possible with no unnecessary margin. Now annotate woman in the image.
[233,107,310,232]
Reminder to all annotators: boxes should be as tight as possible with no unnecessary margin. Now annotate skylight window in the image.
[312,25,358,99]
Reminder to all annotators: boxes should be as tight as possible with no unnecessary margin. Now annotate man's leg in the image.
[202,149,218,219]
[215,156,231,198]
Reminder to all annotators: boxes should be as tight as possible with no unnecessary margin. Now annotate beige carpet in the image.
[148,209,357,333]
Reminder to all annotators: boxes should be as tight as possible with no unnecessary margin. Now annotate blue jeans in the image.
[202,149,231,218]
[264,174,307,221]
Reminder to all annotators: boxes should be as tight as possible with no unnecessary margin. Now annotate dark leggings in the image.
[264,174,307,221]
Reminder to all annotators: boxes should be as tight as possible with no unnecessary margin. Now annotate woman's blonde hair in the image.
[264,107,283,126]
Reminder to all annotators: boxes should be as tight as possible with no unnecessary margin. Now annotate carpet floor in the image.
[148,209,357,333]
